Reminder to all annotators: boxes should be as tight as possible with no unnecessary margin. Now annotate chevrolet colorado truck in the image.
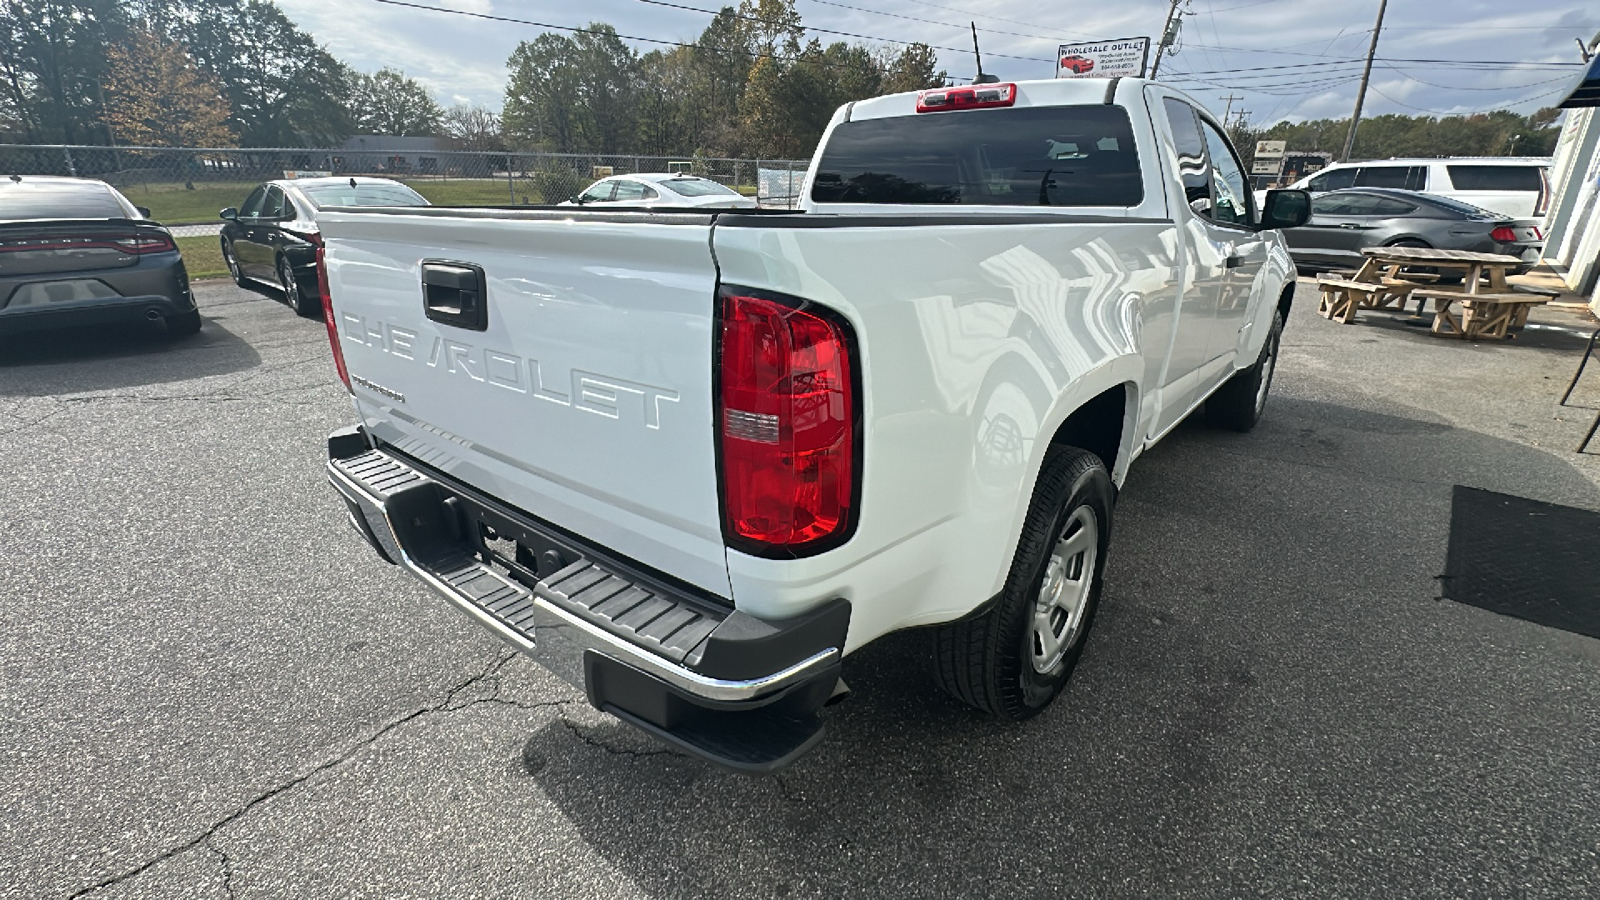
[318,78,1311,772]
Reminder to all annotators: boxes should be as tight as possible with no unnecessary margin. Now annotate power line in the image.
[1366,83,1571,116]
[1376,65,1571,92]
[362,0,971,80]
[631,0,1055,62]
[801,0,1064,43]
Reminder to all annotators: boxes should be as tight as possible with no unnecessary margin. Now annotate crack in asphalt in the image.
[66,651,534,899]
[203,839,237,900]
[556,716,677,760]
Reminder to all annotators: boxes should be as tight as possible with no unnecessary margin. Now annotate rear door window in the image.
[811,105,1143,207]
[1446,165,1543,192]
[665,178,739,197]
[1161,98,1211,210]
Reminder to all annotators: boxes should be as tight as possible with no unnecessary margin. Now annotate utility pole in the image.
[1340,0,1389,163]
[1149,0,1183,79]
[1220,93,1242,123]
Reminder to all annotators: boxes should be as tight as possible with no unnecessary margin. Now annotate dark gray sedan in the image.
[1282,188,1543,274]
[0,175,197,339]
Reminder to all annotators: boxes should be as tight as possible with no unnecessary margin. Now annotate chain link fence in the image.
[0,145,810,224]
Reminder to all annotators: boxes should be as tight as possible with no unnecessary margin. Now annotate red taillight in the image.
[916,82,1017,113]
[118,233,176,254]
[1490,226,1518,243]
[316,244,351,393]
[718,291,856,554]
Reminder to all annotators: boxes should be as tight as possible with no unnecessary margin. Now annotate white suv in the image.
[1281,157,1550,218]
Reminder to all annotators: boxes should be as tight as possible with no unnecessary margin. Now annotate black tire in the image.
[221,239,247,287]
[1206,308,1282,432]
[278,255,320,317]
[932,445,1114,720]
[165,307,202,337]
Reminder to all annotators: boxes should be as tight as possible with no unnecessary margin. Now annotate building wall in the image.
[1543,107,1600,314]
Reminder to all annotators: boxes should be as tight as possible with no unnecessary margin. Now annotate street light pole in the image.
[1340,0,1389,162]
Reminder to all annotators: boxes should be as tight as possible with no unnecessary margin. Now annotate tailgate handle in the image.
[421,261,488,331]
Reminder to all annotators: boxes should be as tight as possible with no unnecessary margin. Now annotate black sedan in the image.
[219,177,427,317]
[1282,188,1543,274]
[0,175,197,339]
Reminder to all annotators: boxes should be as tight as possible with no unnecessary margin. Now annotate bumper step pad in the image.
[328,441,838,774]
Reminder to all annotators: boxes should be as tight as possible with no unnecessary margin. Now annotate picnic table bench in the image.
[1316,247,1550,339]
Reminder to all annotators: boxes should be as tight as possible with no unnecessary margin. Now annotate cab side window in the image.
[1161,98,1210,212]
[1198,119,1254,227]
[1355,166,1426,191]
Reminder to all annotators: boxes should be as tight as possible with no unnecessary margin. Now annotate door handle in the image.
[422,260,488,331]
[1225,255,1244,269]
[1338,223,1364,229]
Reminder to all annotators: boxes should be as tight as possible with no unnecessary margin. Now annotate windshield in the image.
[298,183,428,209]
[811,105,1143,207]
[662,178,739,197]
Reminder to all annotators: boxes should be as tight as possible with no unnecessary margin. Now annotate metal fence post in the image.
[508,156,515,204]
[62,146,76,177]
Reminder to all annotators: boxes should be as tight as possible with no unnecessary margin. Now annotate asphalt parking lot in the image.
[4,280,1600,899]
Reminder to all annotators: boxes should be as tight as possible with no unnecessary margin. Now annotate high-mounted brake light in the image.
[916,82,1017,113]
[316,244,351,393]
[1490,226,1518,243]
[718,291,857,555]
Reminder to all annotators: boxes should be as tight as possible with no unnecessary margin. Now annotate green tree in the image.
[504,33,583,151]
[350,68,442,137]
[150,0,354,145]
[880,43,945,94]
[0,0,125,144]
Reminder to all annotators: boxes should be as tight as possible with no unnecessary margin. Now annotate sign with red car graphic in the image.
[1055,38,1151,79]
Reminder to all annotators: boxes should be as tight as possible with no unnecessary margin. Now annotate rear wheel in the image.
[932,445,1114,720]
[278,255,320,317]
[1206,308,1282,432]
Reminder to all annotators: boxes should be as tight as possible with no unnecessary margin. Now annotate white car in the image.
[318,77,1310,771]
[564,173,759,209]
[1261,157,1550,218]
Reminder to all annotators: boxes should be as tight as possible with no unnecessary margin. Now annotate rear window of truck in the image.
[811,105,1143,207]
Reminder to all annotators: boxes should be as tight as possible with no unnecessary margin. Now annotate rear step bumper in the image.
[325,425,848,773]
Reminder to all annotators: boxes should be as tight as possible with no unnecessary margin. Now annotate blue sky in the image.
[276,0,1598,125]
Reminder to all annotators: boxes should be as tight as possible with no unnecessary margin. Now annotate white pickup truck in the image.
[319,77,1310,772]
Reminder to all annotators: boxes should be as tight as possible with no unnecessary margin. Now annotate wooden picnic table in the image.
[1317,247,1550,340]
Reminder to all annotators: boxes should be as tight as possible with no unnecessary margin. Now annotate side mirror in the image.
[219,207,238,221]
[1259,190,1311,230]
[134,205,152,219]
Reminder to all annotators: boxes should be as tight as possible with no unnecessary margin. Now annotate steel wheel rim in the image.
[1255,332,1277,414]
[279,259,297,305]
[1031,505,1098,674]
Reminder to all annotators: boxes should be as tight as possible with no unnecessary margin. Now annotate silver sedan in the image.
[1282,188,1542,274]
[562,173,760,210]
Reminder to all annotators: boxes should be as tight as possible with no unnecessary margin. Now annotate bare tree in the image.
[441,103,501,151]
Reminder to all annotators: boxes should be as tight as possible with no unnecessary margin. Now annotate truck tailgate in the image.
[318,209,731,598]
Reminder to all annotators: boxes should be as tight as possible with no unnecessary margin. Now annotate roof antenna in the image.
[8,174,19,182]
[349,177,357,188]
[971,23,999,84]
